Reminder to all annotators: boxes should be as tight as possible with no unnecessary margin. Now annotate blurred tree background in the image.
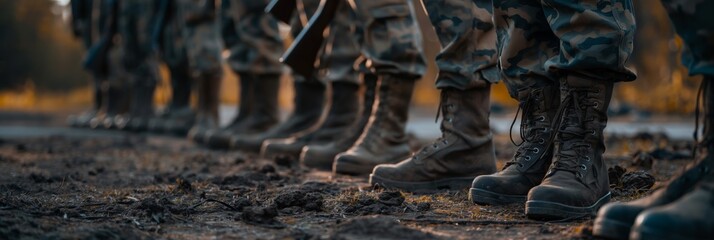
[0,0,702,114]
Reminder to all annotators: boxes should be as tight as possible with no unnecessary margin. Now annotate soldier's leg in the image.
[470,0,562,204]
[596,1,714,239]
[264,1,363,163]
[519,0,636,220]
[201,0,284,148]
[230,0,327,153]
[115,0,160,132]
[367,0,496,191]
[183,14,224,142]
[332,0,425,175]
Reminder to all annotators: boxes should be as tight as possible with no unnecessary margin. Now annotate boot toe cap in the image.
[262,139,304,160]
[301,145,339,170]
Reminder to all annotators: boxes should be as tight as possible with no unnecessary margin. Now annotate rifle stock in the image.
[265,0,296,24]
[281,0,339,78]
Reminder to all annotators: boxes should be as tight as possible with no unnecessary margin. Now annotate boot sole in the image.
[468,188,526,205]
[370,175,475,193]
[525,192,611,220]
[592,217,632,240]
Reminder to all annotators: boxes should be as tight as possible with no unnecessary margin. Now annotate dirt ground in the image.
[0,113,695,239]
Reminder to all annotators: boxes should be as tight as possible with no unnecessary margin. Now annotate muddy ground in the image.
[0,114,695,239]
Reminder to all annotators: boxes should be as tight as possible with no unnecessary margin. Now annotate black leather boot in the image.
[68,75,105,128]
[301,74,377,170]
[333,75,416,175]
[230,80,325,153]
[470,85,559,204]
[149,64,194,135]
[369,86,497,192]
[204,74,280,149]
[526,76,613,220]
[595,78,714,239]
[261,81,360,161]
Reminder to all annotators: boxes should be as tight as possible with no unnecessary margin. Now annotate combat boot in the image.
[68,77,104,128]
[262,81,360,161]
[116,80,156,132]
[369,86,497,192]
[594,78,714,239]
[301,74,378,170]
[149,66,193,135]
[333,75,416,175]
[100,80,131,129]
[470,85,559,204]
[187,75,221,142]
[629,176,714,240]
[204,74,280,149]
[230,80,326,153]
[525,76,613,220]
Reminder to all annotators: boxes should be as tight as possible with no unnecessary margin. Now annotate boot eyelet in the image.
[580,164,587,170]
[576,172,583,178]
[539,138,546,144]
[443,140,449,144]
[594,102,599,109]
[537,116,546,122]
[585,156,590,161]
[589,130,596,136]
[533,148,540,153]
[525,156,532,161]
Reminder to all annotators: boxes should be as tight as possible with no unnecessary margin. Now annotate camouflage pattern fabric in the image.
[492,0,637,97]
[289,0,363,84]
[350,0,426,78]
[661,0,714,76]
[118,0,160,85]
[176,0,223,78]
[221,0,284,75]
[424,0,499,90]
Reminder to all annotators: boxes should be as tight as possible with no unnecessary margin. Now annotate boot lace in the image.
[503,91,549,169]
[548,88,601,178]
[414,91,453,161]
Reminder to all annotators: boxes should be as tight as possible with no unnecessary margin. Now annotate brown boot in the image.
[594,78,714,239]
[230,80,326,153]
[333,75,416,175]
[188,74,221,142]
[369,86,497,192]
[205,74,280,149]
[301,74,378,170]
[262,81,360,161]
[525,76,613,220]
[470,85,559,204]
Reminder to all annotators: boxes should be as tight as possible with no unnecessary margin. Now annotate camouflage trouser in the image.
[317,1,363,84]
[288,0,363,84]
[118,0,160,86]
[176,0,223,78]
[350,0,426,79]
[492,0,637,97]
[661,0,714,77]
[424,0,498,90]
[221,0,284,75]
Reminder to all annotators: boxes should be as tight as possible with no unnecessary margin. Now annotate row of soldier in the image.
[67,0,713,239]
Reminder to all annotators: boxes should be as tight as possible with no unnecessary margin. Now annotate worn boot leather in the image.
[595,78,714,239]
[526,76,614,220]
[301,74,378,170]
[470,85,559,204]
[369,86,497,192]
[262,81,360,161]
[230,80,325,153]
[333,75,416,175]
[205,74,280,149]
